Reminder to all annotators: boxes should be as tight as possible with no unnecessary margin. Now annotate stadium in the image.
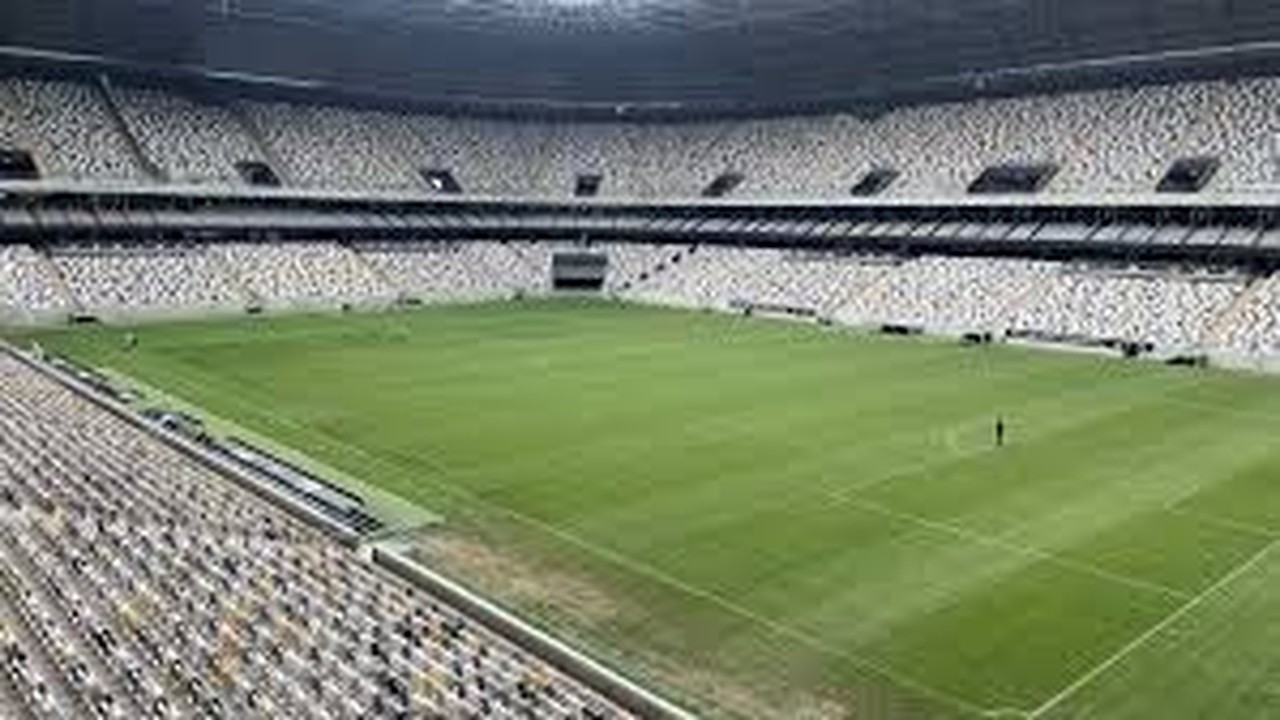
[8,1,1280,718]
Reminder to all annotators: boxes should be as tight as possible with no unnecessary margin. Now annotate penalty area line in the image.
[826,492,1192,602]
[205,387,1005,718]
[112,363,1057,719]
[1025,528,1280,718]
[331,435,1002,717]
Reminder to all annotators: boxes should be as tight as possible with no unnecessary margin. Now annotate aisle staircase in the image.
[1203,272,1277,349]
[95,74,167,183]
[30,245,80,315]
[204,245,261,309]
[338,241,400,299]
[226,102,294,187]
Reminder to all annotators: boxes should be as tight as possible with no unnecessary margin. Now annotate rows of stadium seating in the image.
[0,352,630,718]
[0,241,557,317]
[113,86,266,186]
[213,242,389,305]
[0,79,141,183]
[5,65,1280,720]
[6,240,1280,357]
[12,56,1280,720]
[0,245,66,314]
[4,74,1280,195]
[52,245,242,312]
[630,245,1253,353]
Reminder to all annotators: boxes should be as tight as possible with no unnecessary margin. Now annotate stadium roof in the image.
[5,0,1280,116]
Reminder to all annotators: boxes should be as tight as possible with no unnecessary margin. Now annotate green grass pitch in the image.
[19,298,1280,719]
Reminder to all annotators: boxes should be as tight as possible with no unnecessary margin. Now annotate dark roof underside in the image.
[4,0,1280,116]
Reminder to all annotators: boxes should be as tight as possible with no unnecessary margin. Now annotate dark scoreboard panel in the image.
[552,252,608,290]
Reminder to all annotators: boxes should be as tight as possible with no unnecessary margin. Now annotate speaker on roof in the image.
[0,148,39,181]
[850,168,897,196]
[968,163,1058,194]
[702,172,744,198]
[421,168,463,194]
[235,161,280,187]
[575,174,603,197]
[1157,156,1219,193]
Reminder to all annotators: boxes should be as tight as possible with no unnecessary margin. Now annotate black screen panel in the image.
[575,174,602,197]
[968,163,1058,194]
[421,168,463,194]
[851,168,898,196]
[552,252,607,290]
[1157,156,1219,193]
[702,172,744,198]
[235,160,280,187]
[0,148,39,180]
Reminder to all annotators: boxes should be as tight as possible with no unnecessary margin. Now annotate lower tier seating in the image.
[2,239,1280,359]
[0,353,631,719]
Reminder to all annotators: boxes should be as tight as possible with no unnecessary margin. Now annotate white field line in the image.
[1025,530,1280,718]
[837,369,1209,500]
[828,389,1280,718]
[1163,507,1279,539]
[110,351,1280,719]
[1155,395,1280,538]
[826,492,1191,602]
[1017,393,1280,717]
[302,424,1000,717]
[823,388,1258,605]
[1150,397,1280,537]
[942,388,1280,553]
[143,370,1001,718]
[828,384,1280,718]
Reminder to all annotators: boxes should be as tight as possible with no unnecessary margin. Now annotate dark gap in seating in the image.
[850,168,897,196]
[968,163,1058,194]
[553,252,607,290]
[575,174,602,197]
[421,168,463,194]
[235,160,281,187]
[0,148,39,180]
[702,172,744,197]
[1158,156,1219,193]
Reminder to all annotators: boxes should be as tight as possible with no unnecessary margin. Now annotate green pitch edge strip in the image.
[96,364,444,537]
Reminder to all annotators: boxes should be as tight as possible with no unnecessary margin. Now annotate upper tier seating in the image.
[5,72,1279,196]
[0,79,141,182]
[856,79,1280,198]
[114,88,265,185]
[239,103,431,191]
